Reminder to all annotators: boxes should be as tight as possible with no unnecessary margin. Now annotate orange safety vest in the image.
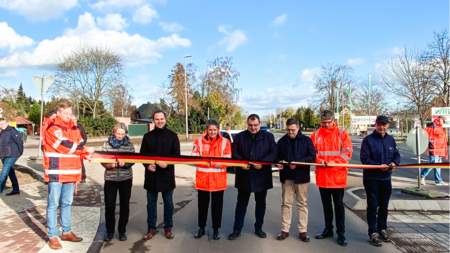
[43,116,88,183]
[426,119,448,159]
[191,131,231,192]
[311,123,353,188]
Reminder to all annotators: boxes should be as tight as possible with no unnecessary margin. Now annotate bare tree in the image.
[110,83,134,117]
[313,63,354,112]
[353,83,389,116]
[52,45,125,118]
[426,29,450,107]
[382,46,435,126]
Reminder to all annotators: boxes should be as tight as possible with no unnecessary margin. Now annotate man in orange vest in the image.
[192,118,231,240]
[421,115,448,186]
[311,110,353,246]
[43,102,94,250]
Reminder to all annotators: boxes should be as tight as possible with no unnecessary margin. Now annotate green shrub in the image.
[79,116,118,137]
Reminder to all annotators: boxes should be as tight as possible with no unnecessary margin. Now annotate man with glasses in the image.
[276,118,316,242]
[228,114,277,240]
[0,118,23,196]
[311,110,353,246]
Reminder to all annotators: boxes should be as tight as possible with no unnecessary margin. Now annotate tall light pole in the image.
[397,102,400,137]
[184,55,191,141]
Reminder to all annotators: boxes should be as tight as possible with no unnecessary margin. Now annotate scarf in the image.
[109,135,125,148]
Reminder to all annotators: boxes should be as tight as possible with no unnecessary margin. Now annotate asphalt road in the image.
[88,131,431,253]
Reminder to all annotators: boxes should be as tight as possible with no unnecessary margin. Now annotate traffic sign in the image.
[406,127,428,155]
[0,108,2,113]
[32,76,54,94]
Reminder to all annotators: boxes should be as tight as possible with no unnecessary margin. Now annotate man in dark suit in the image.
[140,110,180,240]
[228,114,277,240]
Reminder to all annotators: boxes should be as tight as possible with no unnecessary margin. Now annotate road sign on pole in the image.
[32,76,55,157]
[406,126,429,189]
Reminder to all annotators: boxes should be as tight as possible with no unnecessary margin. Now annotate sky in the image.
[0,0,448,116]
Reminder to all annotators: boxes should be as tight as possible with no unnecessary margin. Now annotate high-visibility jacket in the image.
[191,131,231,192]
[43,116,88,183]
[426,119,448,159]
[41,117,53,143]
[311,123,353,188]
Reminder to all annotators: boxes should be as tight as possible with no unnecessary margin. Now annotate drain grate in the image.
[389,229,449,253]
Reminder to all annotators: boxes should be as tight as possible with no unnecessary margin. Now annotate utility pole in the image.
[184,55,191,141]
[341,75,344,130]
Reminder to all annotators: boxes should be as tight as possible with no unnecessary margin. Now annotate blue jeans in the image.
[233,189,267,233]
[146,190,174,231]
[363,179,392,235]
[47,182,74,238]
[421,156,443,183]
[0,157,20,194]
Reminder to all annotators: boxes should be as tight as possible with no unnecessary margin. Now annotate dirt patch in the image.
[0,164,37,189]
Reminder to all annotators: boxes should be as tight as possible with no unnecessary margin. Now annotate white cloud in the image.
[239,85,314,115]
[0,69,16,78]
[216,26,247,52]
[89,0,143,9]
[0,22,34,52]
[97,13,129,31]
[346,58,367,66]
[0,0,78,21]
[272,13,287,26]
[0,12,191,69]
[159,22,183,32]
[133,4,158,24]
[300,67,321,82]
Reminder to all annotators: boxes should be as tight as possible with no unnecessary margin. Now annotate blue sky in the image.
[0,0,448,116]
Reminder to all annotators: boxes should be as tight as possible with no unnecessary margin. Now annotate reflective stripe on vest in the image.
[198,136,227,157]
[221,137,227,157]
[315,128,344,154]
[196,167,227,173]
[44,152,80,158]
[44,169,82,174]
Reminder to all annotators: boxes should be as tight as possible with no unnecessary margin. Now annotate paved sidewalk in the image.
[0,137,102,253]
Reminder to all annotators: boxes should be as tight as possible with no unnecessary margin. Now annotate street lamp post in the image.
[184,55,191,141]
[397,102,400,137]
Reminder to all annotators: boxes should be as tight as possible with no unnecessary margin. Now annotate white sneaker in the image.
[435,182,449,186]
[421,178,426,185]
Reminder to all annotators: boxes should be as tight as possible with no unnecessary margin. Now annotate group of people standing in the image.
[4,100,446,250]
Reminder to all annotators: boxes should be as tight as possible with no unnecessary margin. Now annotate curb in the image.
[344,187,450,211]
[87,184,105,253]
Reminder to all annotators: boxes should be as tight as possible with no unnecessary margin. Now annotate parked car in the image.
[220,130,243,173]
[260,126,269,131]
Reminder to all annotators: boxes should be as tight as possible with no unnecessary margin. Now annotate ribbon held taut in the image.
[91,152,449,169]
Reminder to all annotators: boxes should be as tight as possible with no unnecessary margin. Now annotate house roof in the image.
[15,116,33,125]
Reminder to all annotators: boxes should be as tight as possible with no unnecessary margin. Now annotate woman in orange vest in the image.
[191,118,231,240]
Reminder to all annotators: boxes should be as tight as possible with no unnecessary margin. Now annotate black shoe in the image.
[195,228,205,239]
[338,234,347,246]
[119,233,127,241]
[255,230,267,238]
[104,233,114,242]
[315,228,333,239]
[228,231,241,240]
[5,191,20,196]
[213,229,220,240]
[379,230,391,242]
[369,233,382,247]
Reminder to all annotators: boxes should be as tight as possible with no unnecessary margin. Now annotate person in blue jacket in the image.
[228,114,278,240]
[360,115,401,247]
[0,118,24,196]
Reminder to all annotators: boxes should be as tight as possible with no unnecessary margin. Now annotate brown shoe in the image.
[164,228,174,239]
[49,237,62,250]
[143,230,156,240]
[277,231,289,240]
[299,232,310,242]
[61,231,83,242]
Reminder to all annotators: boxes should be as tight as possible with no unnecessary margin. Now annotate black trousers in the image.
[319,187,345,235]
[104,179,133,234]
[233,189,268,232]
[363,179,392,235]
[197,190,224,229]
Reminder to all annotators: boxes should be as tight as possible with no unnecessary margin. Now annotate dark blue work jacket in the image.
[360,130,401,180]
